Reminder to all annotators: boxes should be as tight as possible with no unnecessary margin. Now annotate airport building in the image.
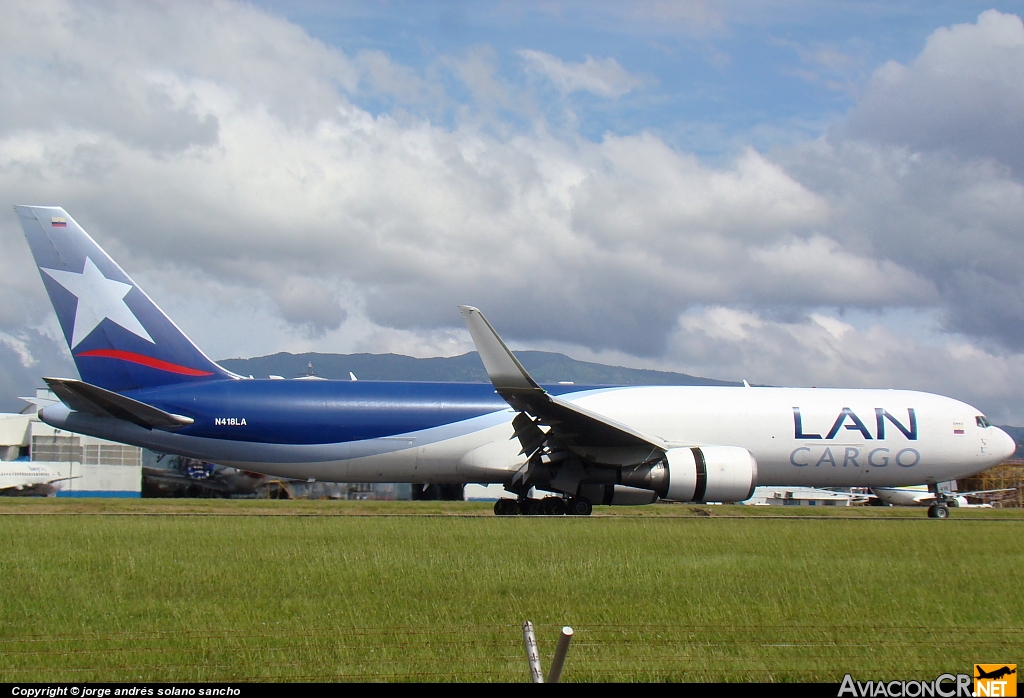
[0,390,142,497]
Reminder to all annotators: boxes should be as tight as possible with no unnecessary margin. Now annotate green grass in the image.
[1,501,1021,682]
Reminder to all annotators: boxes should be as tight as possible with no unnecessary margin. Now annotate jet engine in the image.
[620,446,757,503]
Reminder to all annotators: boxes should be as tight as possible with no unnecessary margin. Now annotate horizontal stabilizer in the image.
[44,377,194,430]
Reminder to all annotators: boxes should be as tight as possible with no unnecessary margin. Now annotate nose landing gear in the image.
[926,483,952,518]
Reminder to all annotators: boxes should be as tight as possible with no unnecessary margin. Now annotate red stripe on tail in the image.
[75,349,215,377]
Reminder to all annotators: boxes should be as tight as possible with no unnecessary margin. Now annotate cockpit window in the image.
[976,416,992,428]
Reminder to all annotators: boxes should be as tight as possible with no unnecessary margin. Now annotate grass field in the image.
[1,500,1021,682]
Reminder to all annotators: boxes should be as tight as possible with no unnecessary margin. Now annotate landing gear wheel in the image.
[494,498,519,516]
[927,503,950,519]
[541,497,567,516]
[521,498,543,516]
[568,498,593,516]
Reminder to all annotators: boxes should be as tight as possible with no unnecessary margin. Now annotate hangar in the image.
[0,389,142,497]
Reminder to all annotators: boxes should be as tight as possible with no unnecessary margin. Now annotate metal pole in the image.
[546,626,574,684]
[522,621,544,683]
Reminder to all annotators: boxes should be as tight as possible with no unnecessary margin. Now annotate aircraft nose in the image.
[993,427,1018,462]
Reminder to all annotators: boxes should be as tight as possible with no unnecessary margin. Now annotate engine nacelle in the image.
[577,483,660,506]
[656,446,758,503]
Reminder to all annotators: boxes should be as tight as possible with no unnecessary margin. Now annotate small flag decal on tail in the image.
[51,217,67,227]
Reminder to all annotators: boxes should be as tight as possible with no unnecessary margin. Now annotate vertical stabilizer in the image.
[15,206,235,393]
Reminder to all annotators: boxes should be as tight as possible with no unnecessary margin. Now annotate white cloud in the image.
[844,9,1024,172]
[446,46,520,110]
[0,1,358,151]
[774,37,870,93]
[668,307,1024,423]
[748,235,936,306]
[518,50,647,98]
[0,333,37,369]
[354,50,439,105]
[0,328,75,413]
[2,71,866,357]
[778,137,1024,350]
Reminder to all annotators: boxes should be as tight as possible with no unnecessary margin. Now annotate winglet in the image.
[459,306,541,393]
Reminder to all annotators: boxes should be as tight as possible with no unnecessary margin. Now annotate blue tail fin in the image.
[15,206,236,393]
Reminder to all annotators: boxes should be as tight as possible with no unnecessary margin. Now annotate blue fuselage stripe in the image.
[128,380,600,446]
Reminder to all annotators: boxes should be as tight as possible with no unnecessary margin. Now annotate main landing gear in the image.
[493,496,592,516]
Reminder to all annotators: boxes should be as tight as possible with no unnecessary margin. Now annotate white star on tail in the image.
[41,257,154,348]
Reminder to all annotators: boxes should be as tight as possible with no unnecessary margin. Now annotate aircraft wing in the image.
[44,377,194,431]
[459,306,665,467]
[956,488,1016,497]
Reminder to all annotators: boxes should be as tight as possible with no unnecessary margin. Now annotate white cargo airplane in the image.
[14,206,1019,517]
[0,463,74,496]
[871,484,1014,509]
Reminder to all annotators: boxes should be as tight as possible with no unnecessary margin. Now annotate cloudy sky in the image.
[3,1,1024,421]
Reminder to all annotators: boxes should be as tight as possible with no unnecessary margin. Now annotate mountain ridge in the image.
[218,350,740,387]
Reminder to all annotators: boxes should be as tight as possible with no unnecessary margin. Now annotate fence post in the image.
[522,621,544,683]
[546,626,574,683]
